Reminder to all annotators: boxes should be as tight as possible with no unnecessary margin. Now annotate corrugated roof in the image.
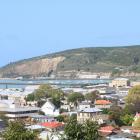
[26,125,45,130]
[0,107,40,112]
[79,107,102,113]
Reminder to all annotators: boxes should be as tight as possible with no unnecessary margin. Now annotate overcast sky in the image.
[0,0,140,66]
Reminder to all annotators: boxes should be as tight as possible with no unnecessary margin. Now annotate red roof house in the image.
[40,122,64,131]
[98,126,118,136]
[41,122,64,128]
[95,100,112,109]
[95,100,112,105]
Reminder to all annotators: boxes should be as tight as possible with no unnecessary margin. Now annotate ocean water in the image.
[0,79,111,89]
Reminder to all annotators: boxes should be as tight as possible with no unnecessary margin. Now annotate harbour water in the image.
[0,79,111,89]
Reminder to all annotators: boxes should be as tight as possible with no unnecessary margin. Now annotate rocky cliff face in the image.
[0,56,65,78]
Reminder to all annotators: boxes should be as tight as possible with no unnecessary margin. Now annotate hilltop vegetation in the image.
[1,46,140,78]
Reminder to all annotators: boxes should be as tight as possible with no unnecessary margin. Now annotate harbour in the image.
[0,79,111,89]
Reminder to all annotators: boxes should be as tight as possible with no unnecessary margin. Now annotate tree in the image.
[83,120,100,140]
[26,84,64,108]
[68,92,84,107]
[2,121,37,140]
[123,104,136,114]
[56,115,66,122]
[26,94,35,101]
[61,118,84,140]
[61,118,100,140]
[133,56,139,65]
[120,114,134,126]
[37,100,46,107]
[111,69,121,77]
[102,108,109,114]
[85,90,99,103]
[133,118,140,129]
[69,114,77,121]
[0,114,8,126]
[51,95,61,108]
[126,85,140,113]
[108,106,123,126]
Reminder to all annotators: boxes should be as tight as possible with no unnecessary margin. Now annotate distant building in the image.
[109,78,130,88]
[131,81,140,87]
[29,114,56,123]
[0,99,39,119]
[117,87,130,97]
[78,101,91,110]
[95,100,112,109]
[77,107,108,124]
[26,125,45,131]
[60,104,70,111]
[77,73,98,79]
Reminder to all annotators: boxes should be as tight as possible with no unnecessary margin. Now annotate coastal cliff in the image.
[1,46,140,78]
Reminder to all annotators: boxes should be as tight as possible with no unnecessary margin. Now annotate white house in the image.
[41,100,60,116]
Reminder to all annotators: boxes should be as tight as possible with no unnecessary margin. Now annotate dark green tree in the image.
[61,118,100,140]
[61,118,84,140]
[108,106,123,126]
[56,115,65,122]
[2,121,37,140]
[68,92,84,107]
[120,114,133,126]
[133,118,140,129]
[26,84,64,108]
[126,85,140,113]
[85,90,99,103]
[83,120,100,140]
[0,113,8,126]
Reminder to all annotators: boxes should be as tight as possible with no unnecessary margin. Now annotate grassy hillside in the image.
[56,46,140,72]
[1,46,140,78]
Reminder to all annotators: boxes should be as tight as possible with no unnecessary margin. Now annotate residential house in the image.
[95,100,112,109]
[29,114,56,123]
[26,125,45,131]
[40,122,64,132]
[41,100,60,116]
[78,101,91,110]
[131,81,140,87]
[98,126,118,137]
[77,107,108,124]
[109,78,130,88]
[117,87,130,97]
